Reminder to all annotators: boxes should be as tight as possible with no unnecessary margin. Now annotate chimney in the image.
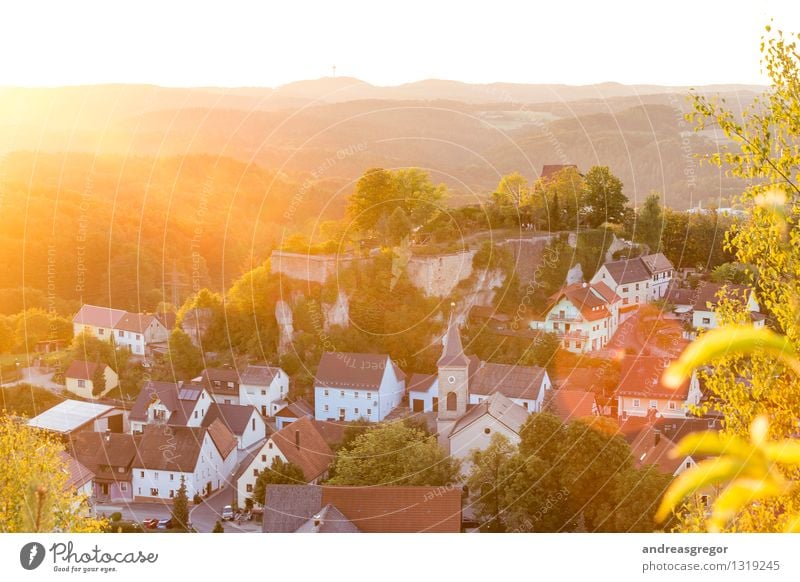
[313,513,322,527]
[295,430,300,450]
[654,430,661,447]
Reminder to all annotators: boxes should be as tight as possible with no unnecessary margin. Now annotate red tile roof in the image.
[540,164,578,181]
[617,355,690,399]
[548,389,597,423]
[315,352,404,389]
[272,416,334,482]
[65,359,105,380]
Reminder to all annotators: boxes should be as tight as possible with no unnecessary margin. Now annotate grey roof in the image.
[315,352,402,389]
[115,312,156,334]
[201,403,259,436]
[129,380,202,425]
[449,392,529,437]
[641,253,673,274]
[293,504,360,533]
[263,485,324,533]
[469,363,547,400]
[407,373,437,394]
[438,313,470,367]
[72,304,127,328]
[601,257,652,285]
[693,282,753,310]
[28,400,115,433]
[274,398,313,419]
[240,365,281,386]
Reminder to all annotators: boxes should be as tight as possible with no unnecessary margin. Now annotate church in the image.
[408,312,551,459]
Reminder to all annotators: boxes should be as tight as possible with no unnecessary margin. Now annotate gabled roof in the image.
[274,399,313,419]
[271,416,334,482]
[540,164,578,181]
[617,356,690,399]
[641,253,674,274]
[206,418,238,459]
[28,400,116,433]
[548,389,597,423]
[59,451,95,491]
[73,304,127,328]
[199,367,240,396]
[693,282,754,311]
[548,282,617,322]
[240,364,282,386]
[600,257,652,285]
[663,285,696,307]
[115,312,156,334]
[629,424,687,475]
[438,312,470,368]
[294,504,360,533]
[450,392,528,437]
[154,311,177,330]
[315,352,401,389]
[407,373,437,394]
[65,359,106,380]
[129,380,204,425]
[67,432,139,481]
[134,423,234,472]
[469,362,547,401]
[202,403,260,437]
[262,485,462,533]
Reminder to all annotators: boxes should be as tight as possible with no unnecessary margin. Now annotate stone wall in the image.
[406,250,477,297]
[270,250,370,285]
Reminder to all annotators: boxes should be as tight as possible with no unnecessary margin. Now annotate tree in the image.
[583,166,628,228]
[710,262,755,285]
[0,317,14,353]
[252,458,306,506]
[212,520,224,533]
[634,192,663,252]
[167,328,203,380]
[0,417,105,532]
[327,422,461,486]
[69,332,115,368]
[466,433,516,532]
[491,172,531,225]
[171,476,190,531]
[90,361,106,396]
[383,207,413,247]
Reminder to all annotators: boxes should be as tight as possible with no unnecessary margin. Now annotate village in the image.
[5,167,763,532]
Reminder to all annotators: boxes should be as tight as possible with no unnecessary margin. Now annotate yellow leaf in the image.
[671,431,752,459]
[708,478,786,532]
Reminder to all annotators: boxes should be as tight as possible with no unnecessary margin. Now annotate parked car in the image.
[221,505,234,521]
[143,518,159,529]
[157,518,174,530]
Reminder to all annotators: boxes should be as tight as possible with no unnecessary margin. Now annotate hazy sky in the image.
[2,0,797,87]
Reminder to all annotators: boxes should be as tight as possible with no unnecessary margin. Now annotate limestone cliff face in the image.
[406,250,477,297]
[275,300,294,354]
[322,290,350,330]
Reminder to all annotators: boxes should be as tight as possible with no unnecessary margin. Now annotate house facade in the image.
[447,392,528,464]
[691,282,762,331]
[591,253,674,307]
[64,360,118,399]
[131,421,237,500]
[201,403,266,449]
[314,352,405,422]
[67,432,139,502]
[128,380,213,433]
[239,365,289,417]
[616,355,703,419]
[72,304,168,357]
[531,281,620,353]
[641,253,674,300]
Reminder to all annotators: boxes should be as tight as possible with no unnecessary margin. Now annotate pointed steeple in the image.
[438,307,469,367]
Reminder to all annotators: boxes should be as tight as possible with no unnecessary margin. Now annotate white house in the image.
[196,367,241,405]
[408,373,439,413]
[128,380,213,433]
[640,253,675,300]
[201,403,266,450]
[531,281,621,353]
[72,304,168,357]
[235,416,333,506]
[447,392,528,464]
[314,352,406,422]
[67,432,139,502]
[131,420,237,500]
[591,257,652,309]
[60,451,95,498]
[64,360,118,399]
[239,365,289,417]
[691,282,763,331]
[616,355,703,420]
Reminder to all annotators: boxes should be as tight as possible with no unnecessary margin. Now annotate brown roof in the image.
[664,285,696,307]
[73,304,127,328]
[115,312,156,334]
[641,253,673,274]
[271,416,334,482]
[312,420,348,448]
[540,164,578,181]
[206,418,238,459]
[438,313,470,367]
[129,380,204,424]
[133,424,231,472]
[59,451,95,490]
[407,373,437,394]
[315,352,403,389]
[469,362,547,400]
[65,359,105,380]
[200,367,240,396]
[240,364,281,386]
[262,485,462,533]
[274,399,313,419]
[617,355,690,399]
[67,432,139,482]
[450,392,528,437]
[155,311,177,330]
[202,403,260,437]
[629,424,686,475]
[694,282,753,310]
[549,282,616,322]
[601,257,652,285]
[548,389,597,423]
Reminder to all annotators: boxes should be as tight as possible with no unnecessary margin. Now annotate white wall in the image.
[408,380,438,412]
[314,357,404,422]
[239,371,289,417]
[239,409,267,449]
[236,439,286,506]
[449,416,521,471]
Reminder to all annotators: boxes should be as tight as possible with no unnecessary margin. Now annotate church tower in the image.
[436,309,470,443]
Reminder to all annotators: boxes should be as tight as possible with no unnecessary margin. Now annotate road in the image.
[190,484,261,532]
[1,366,62,390]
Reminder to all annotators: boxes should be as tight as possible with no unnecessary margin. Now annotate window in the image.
[484,428,491,435]
[448,375,456,384]
[685,461,692,469]
[170,474,174,481]
[252,418,256,430]
[366,392,372,399]
[323,389,329,397]
[268,442,273,450]
[635,283,640,290]
[169,490,174,498]
[120,483,127,492]
[261,454,267,462]
[323,404,329,412]
[253,469,259,477]
[154,472,159,479]
[354,408,359,415]
[150,488,158,496]
[194,411,198,419]
[354,391,359,398]
[622,287,629,293]
[702,317,711,325]
[246,484,253,493]
[446,392,457,411]
[227,381,234,388]
[98,328,105,335]
[367,409,372,415]
[340,391,345,397]
[668,401,676,410]
[118,329,124,337]
[622,298,629,305]
[523,402,529,410]
[575,342,582,349]
[136,334,141,340]
[649,401,658,409]
[633,399,640,408]
[261,390,266,396]
[140,471,145,478]
[78,379,85,388]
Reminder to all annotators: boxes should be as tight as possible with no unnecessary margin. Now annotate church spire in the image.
[438,306,469,367]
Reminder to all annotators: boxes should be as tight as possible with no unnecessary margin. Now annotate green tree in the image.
[0,317,14,353]
[466,433,516,532]
[167,328,203,380]
[583,166,628,227]
[635,192,663,252]
[252,458,306,506]
[90,361,106,396]
[69,331,115,368]
[710,262,756,285]
[212,520,224,533]
[491,172,531,225]
[328,422,461,486]
[171,476,190,531]
[383,207,413,246]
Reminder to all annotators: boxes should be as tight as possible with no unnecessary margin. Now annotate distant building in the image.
[691,282,762,331]
[131,421,237,500]
[72,304,169,357]
[201,402,266,449]
[591,254,670,308]
[239,365,289,418]
[539,164,579,182]
[196,367,241,405]
[273,398,313,430]
[59,451,95,498]
[314,352,405,422]
[67,432,139,502]
[64,360,118,399]
[28,399,128,436]
[616,355,702,420]
[532,281,621,353]
[128,380,213,433]
[547,389,599,423]
[262,484,462,533]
